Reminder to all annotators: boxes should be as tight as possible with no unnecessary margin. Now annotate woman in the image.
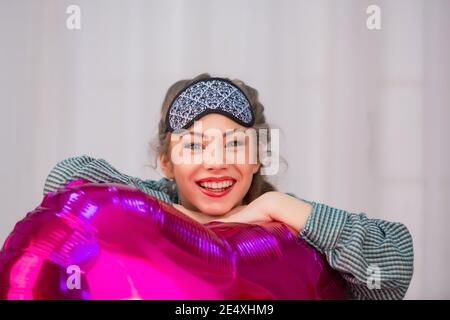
[43,73,414,299]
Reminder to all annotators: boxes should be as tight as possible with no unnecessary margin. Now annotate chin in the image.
[198,204,232,216]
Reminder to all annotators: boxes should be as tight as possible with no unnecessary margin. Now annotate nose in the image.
[203,160,228,171]
[202,143,228,170]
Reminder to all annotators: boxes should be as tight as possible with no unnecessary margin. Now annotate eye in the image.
[226,139,244,148]
[183,142,203,150]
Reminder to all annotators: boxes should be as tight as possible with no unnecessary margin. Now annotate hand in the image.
[174,192,313,233]
[213,191,313,233]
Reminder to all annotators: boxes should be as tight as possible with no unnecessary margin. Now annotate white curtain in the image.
[0,0,449,299]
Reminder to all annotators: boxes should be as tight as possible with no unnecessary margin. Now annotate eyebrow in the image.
[179,128,246,139]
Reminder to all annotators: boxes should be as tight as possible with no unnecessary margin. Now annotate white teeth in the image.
[199,180,234,189]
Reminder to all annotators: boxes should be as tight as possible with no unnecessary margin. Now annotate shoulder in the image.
[43,154,97,194]
[50,154,97,173]
[141,177,179,204]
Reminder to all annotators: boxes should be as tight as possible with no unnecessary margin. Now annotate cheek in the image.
[172,165,198,190]
[235,165,257,188]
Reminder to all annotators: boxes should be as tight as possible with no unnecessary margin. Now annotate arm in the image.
[213,191,414,300]
[299,200,414,300]
[43,155,176,204]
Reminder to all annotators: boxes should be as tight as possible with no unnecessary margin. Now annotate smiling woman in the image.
[38,73,414,300]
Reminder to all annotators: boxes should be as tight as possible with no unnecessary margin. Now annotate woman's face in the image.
[160,113,260,216]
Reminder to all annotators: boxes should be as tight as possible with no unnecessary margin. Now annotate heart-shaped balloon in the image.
[0,180,346,300]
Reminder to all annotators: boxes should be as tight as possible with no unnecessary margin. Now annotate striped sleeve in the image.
[43,155,174,204]
[299,201,414,300]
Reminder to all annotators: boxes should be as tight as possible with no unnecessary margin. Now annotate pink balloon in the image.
[0,180,346,300]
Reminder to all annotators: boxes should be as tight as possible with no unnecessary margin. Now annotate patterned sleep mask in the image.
[165,77,255,132]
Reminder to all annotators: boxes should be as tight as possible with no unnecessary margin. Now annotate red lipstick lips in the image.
[196,176,236,183]
[195,176,236,198]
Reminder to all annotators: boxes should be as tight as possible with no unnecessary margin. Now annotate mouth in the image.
[195,177,237,198]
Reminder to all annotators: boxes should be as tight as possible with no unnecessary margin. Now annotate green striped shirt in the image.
[43,155,414,300]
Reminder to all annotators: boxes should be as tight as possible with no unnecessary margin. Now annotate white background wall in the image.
[0,0,449,299]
